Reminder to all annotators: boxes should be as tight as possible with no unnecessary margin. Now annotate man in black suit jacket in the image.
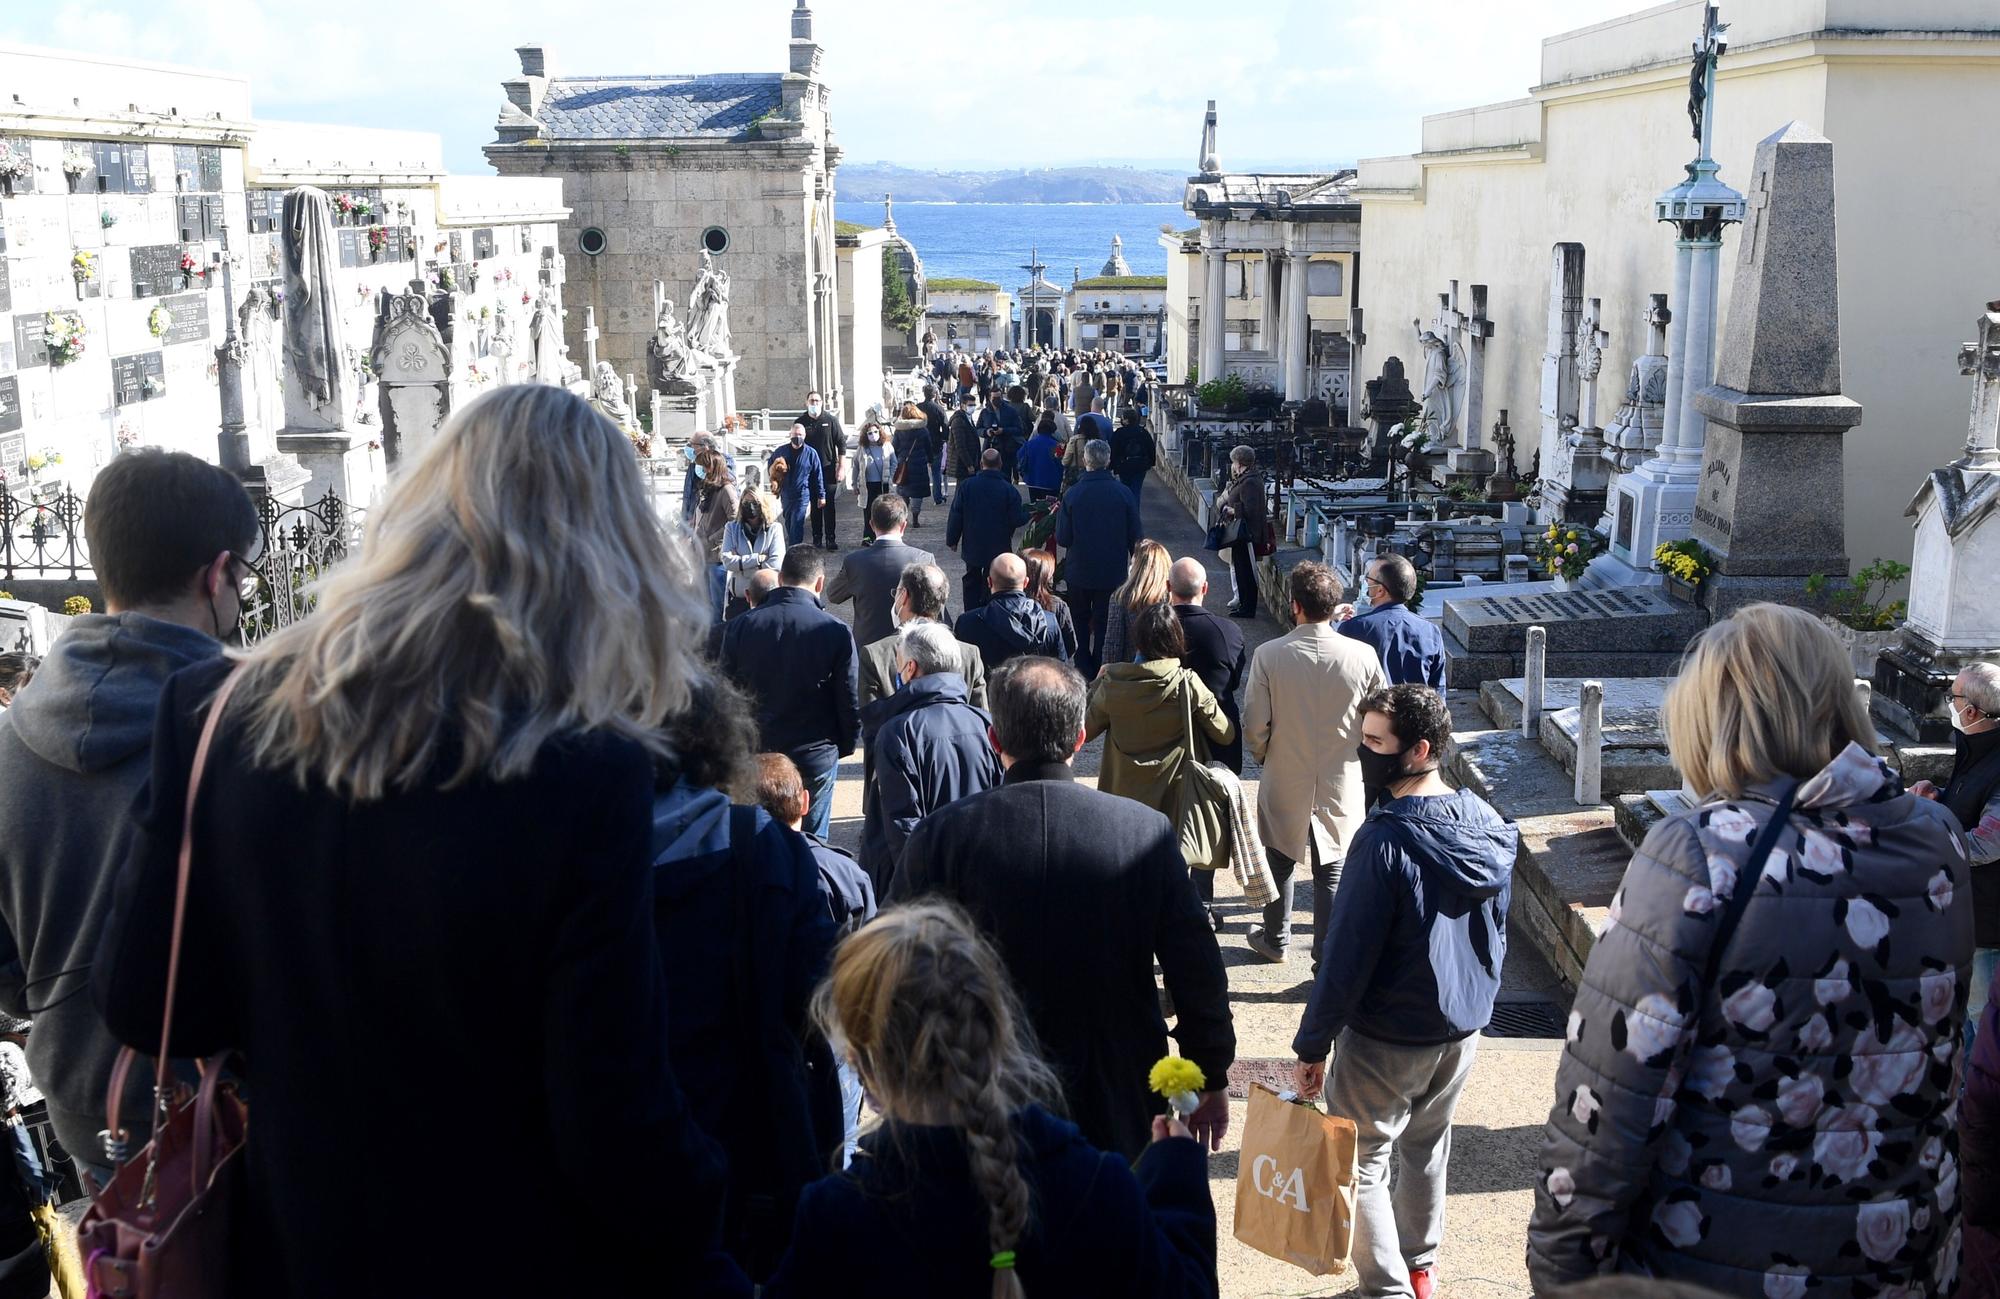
[824,495,936,647]
[889,656,1234,1161]
[1168,558,1248,774]
[719,547,860,842]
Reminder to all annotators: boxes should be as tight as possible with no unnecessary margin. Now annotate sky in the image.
[11,0,1633,174]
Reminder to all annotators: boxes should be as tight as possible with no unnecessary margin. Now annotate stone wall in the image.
[542,147,819,417]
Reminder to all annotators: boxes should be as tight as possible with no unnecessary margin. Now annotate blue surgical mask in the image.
[691,463,707,481]
[807,403,823,418]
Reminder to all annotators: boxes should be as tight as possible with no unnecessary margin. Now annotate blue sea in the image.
[834,202,1186,291]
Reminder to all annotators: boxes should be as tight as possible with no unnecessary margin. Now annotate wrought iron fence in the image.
[2,482,361,643]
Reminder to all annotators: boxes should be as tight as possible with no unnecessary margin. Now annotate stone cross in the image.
[1536,243,1587,513]
[626,374,640,426]
[1442,282,1494,453]
[1646,293,1671,355]
[653,280,667,327]
[1740,170,1773,267]
[583,306,600,376]
[1579,298,1610,430]
[1956,299,2000,470]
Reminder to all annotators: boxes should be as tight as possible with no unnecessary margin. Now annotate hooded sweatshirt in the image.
[1293,786,1517,1058]
[0,612,220,1154]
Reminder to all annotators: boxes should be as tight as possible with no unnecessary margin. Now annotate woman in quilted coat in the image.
[1528,603,1973,1297]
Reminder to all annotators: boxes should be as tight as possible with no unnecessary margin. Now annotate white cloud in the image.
[12,0,1635,172]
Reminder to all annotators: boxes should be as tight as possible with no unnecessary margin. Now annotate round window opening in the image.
[701,226,730,255]
[578,227,608,257]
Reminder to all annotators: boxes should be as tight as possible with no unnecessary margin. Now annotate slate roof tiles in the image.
[537,74,785,141]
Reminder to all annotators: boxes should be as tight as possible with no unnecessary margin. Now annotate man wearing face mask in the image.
[793,391,848,551]
[0,449,257,1183]
[1291,684,1516,1299]
[1914,660,2000,1038]
[767,419,827,548]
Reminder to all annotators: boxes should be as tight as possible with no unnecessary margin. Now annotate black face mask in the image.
[1357,742,1412,792]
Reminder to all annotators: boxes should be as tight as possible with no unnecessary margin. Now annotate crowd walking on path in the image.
[0,345,1986,1299]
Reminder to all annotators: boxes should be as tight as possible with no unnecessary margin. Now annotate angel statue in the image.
[687,251,733,360]
[650,296,700,394]
[1413,321,1457,445]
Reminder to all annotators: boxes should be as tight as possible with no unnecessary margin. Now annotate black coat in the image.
[1944,724,2000,945]
[891,424,935,498]
[93,657,735,1297]
[1172,603,1248,773]
[762,1105,1217,1298]
[945,469,1029,572]
[889,762,1234,1159]
[953,591,1067,673]
[719,586,861,761]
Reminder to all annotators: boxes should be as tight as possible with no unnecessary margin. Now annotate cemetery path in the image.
[801,469,1562,1298]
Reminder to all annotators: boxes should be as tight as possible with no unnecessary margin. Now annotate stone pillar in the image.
[1522,625,1547,739]
[1200,248,1226,384]
[1574,680,1604,806]
[1260,254,1282,362]
[1657,240,1696,458]
[1535,245,1586,521]
[1284,252,1309,402]
[1346,308,1366,428]
[1676,234,1724,464]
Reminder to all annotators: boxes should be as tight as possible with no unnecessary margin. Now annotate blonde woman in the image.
[761,902,1218,1298]
[1530,603,1971,1296]
[93,384,732,1296]
[722,488,787,618]
[1099,538,1172,673]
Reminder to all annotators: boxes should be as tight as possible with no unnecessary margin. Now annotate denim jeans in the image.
[783,504,809,548]
[837,1059,863,1170]
[1325,1030,1479,1299]
[1118,469,1148,508]
[1263,839,1342,974]
[793,746,839,840]
[706,563,729,625]
[1070,587,1114,677]
[1967,946,2000,1052]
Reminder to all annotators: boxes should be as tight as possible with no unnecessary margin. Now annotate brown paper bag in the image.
[1232,1083,1357,1276]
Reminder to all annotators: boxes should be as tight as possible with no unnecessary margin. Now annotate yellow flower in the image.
[1566,531,1579,542]
[1148,1056,1205,1098]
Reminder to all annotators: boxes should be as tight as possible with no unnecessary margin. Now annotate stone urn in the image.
[1820,615,1900,679]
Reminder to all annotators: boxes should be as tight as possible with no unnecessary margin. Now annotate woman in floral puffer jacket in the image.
[1529,603,1973,1298]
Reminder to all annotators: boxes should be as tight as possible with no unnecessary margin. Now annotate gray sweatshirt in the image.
[0,612,219,1158]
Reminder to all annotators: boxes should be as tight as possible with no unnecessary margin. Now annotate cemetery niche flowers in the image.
[43,311,87,366]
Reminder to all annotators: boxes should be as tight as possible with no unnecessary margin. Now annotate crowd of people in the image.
[0,368,1990,1299]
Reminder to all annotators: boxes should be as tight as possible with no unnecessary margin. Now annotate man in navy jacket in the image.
[1337,553,1447,687]
[766,423,827,548]
[1054,439,1142,676]
[945,449,1029,613]
[719,547,860,840]
[1291,685,1515,1299]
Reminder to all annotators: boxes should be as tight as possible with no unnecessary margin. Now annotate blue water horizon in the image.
[836,201,1186,296]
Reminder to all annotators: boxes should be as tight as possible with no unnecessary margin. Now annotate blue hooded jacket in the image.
[1293,787,1517,1059]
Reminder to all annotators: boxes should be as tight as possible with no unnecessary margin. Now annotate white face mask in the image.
[1954,700,1982,733]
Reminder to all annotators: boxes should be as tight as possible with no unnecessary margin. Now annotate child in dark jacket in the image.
[761,902,1218,1299]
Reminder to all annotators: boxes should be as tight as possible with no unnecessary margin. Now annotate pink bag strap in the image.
[104,667,248,1154]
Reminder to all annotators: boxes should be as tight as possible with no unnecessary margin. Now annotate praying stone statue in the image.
[1413,323,1456,442]
[649,287,700,395]
[530,287,564,386]
[280,186,352,431]
[591,360,635,430]
[687,252,733,360]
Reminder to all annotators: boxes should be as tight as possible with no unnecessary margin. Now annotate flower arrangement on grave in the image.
[148,305,174,340]
[141,374,162,398]
[354,197,373,220]
[0,140,32,181]
[61,148,90,178]
[99,208,118,229]
[1652,539,1713,587]
[116,423,141,449]
[25,449,61,473]
[43,312,86,367]
[179,251,201,287]
[1542,524,1602,583]
[367,227,389,258]
[436,268,457,292]
[1805,559,1911,632]
[479,305,491,320]
[521,292,532,306]
[1148,1056,1205,1122]
[332,192,354,216]
[63,596,92,617]
[71,250,97,285]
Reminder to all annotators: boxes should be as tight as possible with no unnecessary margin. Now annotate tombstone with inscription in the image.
[1364,356,1419,456]
[369,281,452,466]
[1439,586,1706,687]
[1874,298,2000,740]
[1598,295,1673,565]
[1688,122,1862,616]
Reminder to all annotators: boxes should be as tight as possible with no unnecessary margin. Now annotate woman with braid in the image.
[761,903,1219,1298]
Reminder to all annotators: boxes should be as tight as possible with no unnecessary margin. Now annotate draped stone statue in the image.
[591,360,634,430]
[687,251,733,360]
[649,295,700,394]
[1413,323,1456,441]
[280,186,351,430]
[529,287,564,385]
[238,284,283,439]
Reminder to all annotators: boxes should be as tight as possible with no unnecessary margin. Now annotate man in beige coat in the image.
[1243,561,1387,972]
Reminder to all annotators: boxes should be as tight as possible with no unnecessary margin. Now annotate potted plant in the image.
[1541,523,1602,591]
[1652,538,1713,604]
[1806,558,1911,677]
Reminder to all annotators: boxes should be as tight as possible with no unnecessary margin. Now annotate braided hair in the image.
[815,903,1061,1297]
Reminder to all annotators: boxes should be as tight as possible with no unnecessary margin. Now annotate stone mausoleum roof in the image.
[535,74,785,141]
[1185,169,1359,220]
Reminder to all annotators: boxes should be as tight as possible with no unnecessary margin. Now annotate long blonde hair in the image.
[1662,601,1876,800]
[816,903,1061,1299]
[233,384,706,801]
[1113,539,1171,614]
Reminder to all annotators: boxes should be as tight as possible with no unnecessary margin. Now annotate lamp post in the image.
[214,218,250,475]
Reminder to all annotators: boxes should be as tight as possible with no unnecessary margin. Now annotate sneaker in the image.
[1207,906,1224,934]
[1245,929,1286,963]
[1410,1268,1435,1299]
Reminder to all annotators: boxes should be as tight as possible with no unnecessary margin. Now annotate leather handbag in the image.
[77,670,251,1299]
[1172,676,1234,873]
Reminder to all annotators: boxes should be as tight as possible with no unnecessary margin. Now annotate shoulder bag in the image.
[77,669,251,1299]
[1701,783,1798,988]
[1173,674,1235,873]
